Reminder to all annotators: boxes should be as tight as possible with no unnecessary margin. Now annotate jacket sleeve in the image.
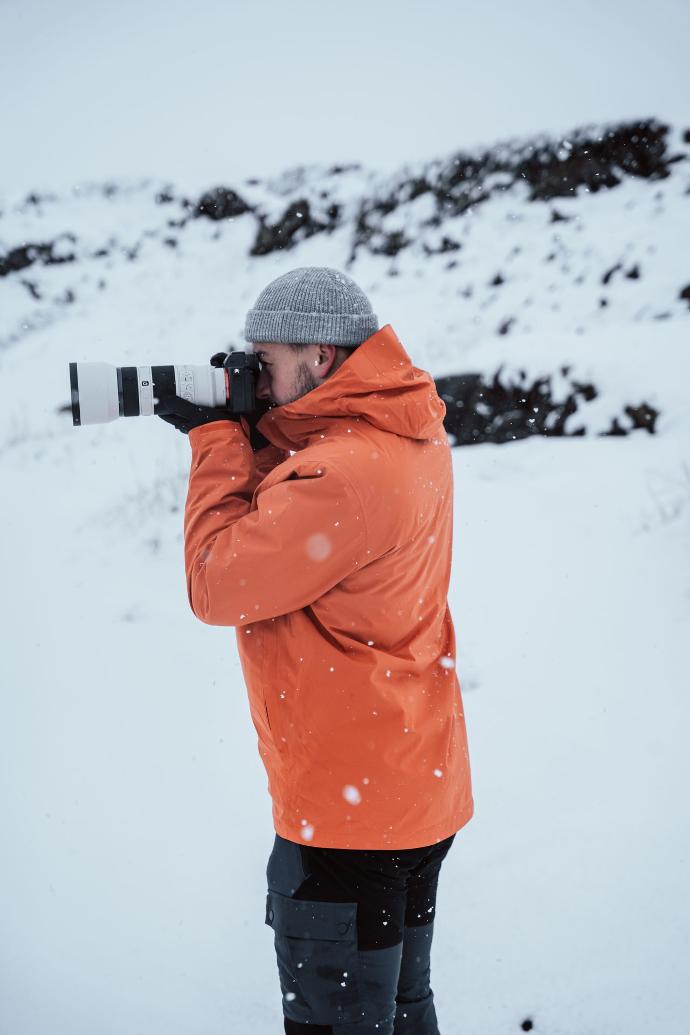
[184,421,368,627]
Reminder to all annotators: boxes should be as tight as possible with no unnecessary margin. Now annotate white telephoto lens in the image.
[70,362,227,425]
[70,362,119,424]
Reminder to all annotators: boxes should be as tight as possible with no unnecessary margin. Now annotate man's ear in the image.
[314,343,337,380]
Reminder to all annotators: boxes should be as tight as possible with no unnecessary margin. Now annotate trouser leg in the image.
[393,836,455,1035]
[393,923,437,1034]
[267,835,406,1034]
[266,833,455,1035]
[282,945,403,1034]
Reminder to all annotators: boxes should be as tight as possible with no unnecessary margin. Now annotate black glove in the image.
[210,350,273,450]
[156,395,239,435]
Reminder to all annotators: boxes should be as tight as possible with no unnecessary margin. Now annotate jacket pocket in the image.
[265,890,360,1025]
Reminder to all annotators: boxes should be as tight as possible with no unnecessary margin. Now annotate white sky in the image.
[1,0,689,194]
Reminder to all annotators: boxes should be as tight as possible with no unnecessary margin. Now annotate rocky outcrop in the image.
[350,118,682,260]
[194,187,252,221]
[435,367,659,444]
[250,199,341,256]
[0,236,76,278]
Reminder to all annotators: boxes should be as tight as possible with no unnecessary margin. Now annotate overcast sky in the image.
[1,0,689,195]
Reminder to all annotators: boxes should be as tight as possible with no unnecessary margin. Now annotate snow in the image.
[1,111,690,1035]
[343,785,362,806]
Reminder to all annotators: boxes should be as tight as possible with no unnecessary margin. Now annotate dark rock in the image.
[195,186,252,221]
[602,263,622,285]
[423,236,461,256]
[521,1021,534,1033]
[679,283,690,308]
[498,317,515,335]
[550,208,573,222]
[517,119,674,201]
[601,417,628,436]
[625,264,641,279]
[21,280,41,300]
[436,367,649,446]
[250,198,339,256]
[625,402,658,432]
[571,379,597,402]
[436,367,573,444]
[424,118,676,229]
[0,240,76,278]
[370,230,410,257]
[328,163,361,175]
[490,272,505,286]
[404,177,433,202]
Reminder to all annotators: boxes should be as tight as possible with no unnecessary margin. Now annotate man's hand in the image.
[156,396,239,435]
[156,351,273,444]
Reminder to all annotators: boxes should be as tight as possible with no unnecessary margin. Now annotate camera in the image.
[69,352,259,426]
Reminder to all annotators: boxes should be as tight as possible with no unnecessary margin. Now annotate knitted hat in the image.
[244,267,379,347]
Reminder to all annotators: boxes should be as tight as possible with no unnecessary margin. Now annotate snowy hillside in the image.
[1,118,689,1035]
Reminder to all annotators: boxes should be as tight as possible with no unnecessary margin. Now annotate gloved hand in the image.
[156,395,239,435]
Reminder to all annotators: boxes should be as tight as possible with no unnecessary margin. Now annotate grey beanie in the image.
[244,266,379,347]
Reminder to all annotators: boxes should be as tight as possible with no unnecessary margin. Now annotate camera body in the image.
[69,352,259,426]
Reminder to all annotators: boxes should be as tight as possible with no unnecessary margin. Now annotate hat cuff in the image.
[245,309,379,347]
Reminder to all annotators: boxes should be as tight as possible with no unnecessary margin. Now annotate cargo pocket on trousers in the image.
[265,890,361,1025]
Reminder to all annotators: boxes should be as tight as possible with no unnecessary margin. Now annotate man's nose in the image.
[256,369,271,400]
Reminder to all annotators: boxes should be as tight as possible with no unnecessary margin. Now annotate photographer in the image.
[158,266,474,1035]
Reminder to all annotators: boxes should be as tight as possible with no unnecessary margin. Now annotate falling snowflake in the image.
[342,785,362,805]
[305,533,332,561]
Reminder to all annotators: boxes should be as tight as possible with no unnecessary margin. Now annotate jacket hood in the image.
[257,324,446,451]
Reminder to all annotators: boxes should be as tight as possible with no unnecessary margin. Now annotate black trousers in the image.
[264,832,456,1034]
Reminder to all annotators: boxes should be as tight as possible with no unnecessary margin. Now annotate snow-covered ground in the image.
[1,122,689,1034]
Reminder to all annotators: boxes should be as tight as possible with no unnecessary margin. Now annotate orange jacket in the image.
[184,325,473,848]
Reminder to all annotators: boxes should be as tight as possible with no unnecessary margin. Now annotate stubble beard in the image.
[281,360,320,405]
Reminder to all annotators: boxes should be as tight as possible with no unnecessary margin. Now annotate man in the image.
[158,267,474,1034]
